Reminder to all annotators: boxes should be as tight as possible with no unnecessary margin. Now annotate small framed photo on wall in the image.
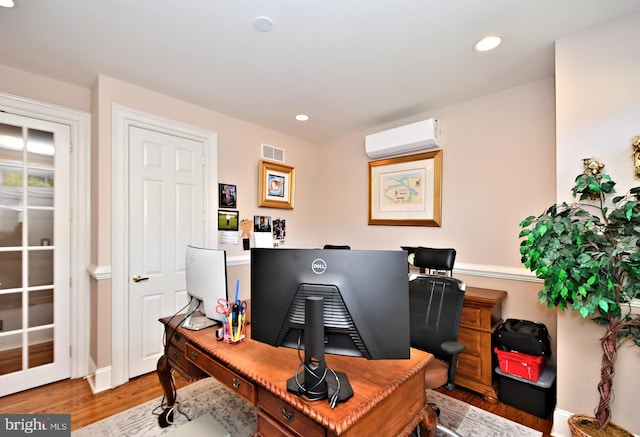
[218,210,239,231]
[219,183,237,209]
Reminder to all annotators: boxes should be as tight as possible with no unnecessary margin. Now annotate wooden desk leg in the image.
[156,355,175,428]
[419,404,438,437]
[398,403,438,437]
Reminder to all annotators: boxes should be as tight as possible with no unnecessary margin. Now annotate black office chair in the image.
[412,246,456,276]
[409,274,466,437]
[322,244,351,250]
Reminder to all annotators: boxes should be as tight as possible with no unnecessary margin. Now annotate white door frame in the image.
[111,104,217,388]
[0,92,92,379]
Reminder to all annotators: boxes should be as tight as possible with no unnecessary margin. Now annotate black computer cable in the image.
[155,298,197,425]
[293,333,341,408]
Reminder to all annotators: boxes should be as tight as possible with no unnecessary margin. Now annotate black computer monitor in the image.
[250,248,410,405]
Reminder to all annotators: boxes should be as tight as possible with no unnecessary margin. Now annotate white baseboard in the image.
[551,408,572,437]
[87,357,112,394]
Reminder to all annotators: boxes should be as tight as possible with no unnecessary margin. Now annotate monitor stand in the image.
[286,297,354,406]
[182,298,219,331]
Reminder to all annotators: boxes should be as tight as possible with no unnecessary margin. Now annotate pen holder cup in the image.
[223,312,246,344]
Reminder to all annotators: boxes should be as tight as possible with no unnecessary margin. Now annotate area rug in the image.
[427,389,542,437]
[72,378,257,437]
[72,378,541,437]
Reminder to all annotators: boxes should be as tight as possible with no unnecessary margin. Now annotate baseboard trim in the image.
[550,408,572,437]
[87,358,112,394]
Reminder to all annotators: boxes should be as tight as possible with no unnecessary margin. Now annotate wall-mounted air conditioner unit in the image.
[365,118,440,159]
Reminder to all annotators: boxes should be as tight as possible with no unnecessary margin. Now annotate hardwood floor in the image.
[0,372,189,431]
[0,372,553,435]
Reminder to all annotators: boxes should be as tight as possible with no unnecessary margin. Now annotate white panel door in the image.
[0,113,71,396]
[128,126,205,378]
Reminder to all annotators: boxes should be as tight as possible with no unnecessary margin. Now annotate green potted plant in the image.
[519,159,640,436]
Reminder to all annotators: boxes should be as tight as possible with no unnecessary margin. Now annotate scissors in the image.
[216,298,232,316]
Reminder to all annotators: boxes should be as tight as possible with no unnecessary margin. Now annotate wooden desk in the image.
[158,315,437,436]
[455,287,507,402]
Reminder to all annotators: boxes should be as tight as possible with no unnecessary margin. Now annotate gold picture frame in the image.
[258,160,295,209]
[368,150,442,226]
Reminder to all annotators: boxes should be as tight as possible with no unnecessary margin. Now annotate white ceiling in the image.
[1,1,639,143]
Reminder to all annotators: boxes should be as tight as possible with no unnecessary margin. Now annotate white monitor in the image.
[183,245,228,330]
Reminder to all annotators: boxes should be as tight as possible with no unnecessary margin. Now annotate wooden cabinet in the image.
[455,286,507,402]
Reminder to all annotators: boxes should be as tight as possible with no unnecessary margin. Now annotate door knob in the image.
[133,275,149,282]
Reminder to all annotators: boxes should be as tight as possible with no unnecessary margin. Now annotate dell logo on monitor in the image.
[311,258,327,274]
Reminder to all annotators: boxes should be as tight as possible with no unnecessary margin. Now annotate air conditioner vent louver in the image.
[261,143,285,162]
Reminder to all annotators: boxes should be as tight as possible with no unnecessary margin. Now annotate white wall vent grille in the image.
[261,143,285,162]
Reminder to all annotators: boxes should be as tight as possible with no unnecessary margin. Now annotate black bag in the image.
[494,319,551,357]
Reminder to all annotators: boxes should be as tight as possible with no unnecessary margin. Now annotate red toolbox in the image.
[494,347,546,382]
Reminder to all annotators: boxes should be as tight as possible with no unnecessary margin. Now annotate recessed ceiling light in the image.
[254,16,273,32]
[0,0,15,7]
[474,35,502,52]
[295,114,309,122]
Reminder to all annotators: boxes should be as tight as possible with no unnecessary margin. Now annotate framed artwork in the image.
[258,160,295,209]
[219,183,237,209]
[368,150,442,226]
[218,210,239,231]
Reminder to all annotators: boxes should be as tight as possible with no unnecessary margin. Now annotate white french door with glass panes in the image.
[0,113,70,397]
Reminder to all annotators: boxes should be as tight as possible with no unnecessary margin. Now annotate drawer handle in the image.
[232,377,241,389]
[191,351,199,361]
[173,351,180,359]
[281,408,294,423]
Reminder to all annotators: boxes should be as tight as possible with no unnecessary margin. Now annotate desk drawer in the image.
[457,352,482,381]
[167,330,188,368]
[457,327,482,357]
[185,343,257,404]
[258,388,324,437]
[257,410,300,437]
[166,343,192,375]
[166,329,206,379]
[460,306,481,328]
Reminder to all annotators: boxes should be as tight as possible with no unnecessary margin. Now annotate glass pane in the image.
[29,289,53,328]
[28,250,53,287]
[0,165,24,208]
[28,209,53,246]
[0,291,23,331]
[26,129,54,168]
[0,332,24,375]
[28,328,53,369]
[27,168,54,207]
[0,251,22,289]
[0,207,22,247]
[0,123,23,163]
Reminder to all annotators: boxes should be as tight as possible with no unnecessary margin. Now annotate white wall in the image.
[553,12,640,436]
[318,78,556,269]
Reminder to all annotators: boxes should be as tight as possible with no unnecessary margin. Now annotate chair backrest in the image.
[409,274,466,362]
[323,244,351,250]
[413,246,456,276]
